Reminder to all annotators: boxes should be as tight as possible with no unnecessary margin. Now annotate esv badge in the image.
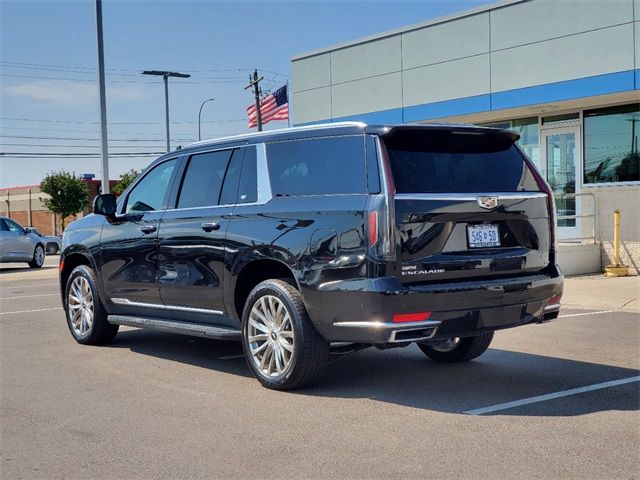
[477,196,499,210]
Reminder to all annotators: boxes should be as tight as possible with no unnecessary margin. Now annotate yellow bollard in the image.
[604,209,629,277]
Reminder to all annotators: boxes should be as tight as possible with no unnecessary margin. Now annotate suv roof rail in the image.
[186,121,368,149]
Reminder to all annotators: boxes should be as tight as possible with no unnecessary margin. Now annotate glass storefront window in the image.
[584,104,640,184]
[511,117,540,172]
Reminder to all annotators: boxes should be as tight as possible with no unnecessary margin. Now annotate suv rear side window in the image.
[267,136,366,196]
[177,149,234,209]
[126,159,177,213]
[384,130,540,193]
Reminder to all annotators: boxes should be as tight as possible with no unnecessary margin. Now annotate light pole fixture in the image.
[141,70,191,152]
[95,0,109,193]
[198,98,215,141]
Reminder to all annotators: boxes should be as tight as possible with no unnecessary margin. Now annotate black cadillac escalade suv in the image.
[60,122,563,390]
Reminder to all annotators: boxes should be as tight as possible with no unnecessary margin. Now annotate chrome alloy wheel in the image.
[67,276,94,336]
[34,245,44,266]
[247,295,295,377]
[431,337,461,352]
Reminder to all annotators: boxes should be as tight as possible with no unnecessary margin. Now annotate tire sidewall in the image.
[241,281,304,389]
[65,265,99,343]
[32,245,44,267]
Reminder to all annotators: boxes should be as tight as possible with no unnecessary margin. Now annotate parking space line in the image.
[0,282,58,289]
[464,376,640,415]
[558,309,619,318]
[0,293,59,300]
[0,307,60,315]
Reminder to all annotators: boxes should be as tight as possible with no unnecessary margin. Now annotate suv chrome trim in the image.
[334,320,441,329]
[111,298,223,315]
[395,192,548,201]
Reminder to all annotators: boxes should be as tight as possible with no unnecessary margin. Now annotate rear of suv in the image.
[60,122,563,390]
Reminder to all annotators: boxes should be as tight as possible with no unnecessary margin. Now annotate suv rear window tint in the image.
[267,136,366,196]
[177,149,233,209]
[384,131,540,193]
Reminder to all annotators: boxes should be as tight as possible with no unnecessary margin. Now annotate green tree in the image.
[40,171,89,230]
[112,169,140,196]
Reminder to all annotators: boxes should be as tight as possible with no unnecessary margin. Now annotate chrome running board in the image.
[108,315,241,341]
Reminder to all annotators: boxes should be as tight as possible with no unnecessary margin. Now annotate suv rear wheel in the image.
[417,332,494,362]
[64,265,119,345]
[241,279,329,390]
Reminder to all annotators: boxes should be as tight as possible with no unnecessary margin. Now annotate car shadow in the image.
[111,328,252,379]
[110,329,639,416]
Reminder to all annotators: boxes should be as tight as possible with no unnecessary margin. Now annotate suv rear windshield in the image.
[383,129,540,193]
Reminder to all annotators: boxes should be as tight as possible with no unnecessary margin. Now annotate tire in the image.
[241,279,329,390]
[64,265,119,345]
[28,244,45,268]
[417,332,494,363]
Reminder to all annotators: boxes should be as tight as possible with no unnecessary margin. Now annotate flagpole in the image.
[286,81,291,127]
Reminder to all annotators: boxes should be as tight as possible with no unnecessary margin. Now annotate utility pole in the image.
[95,0,109,194]
[244,69,264,131]
[141,70,191,152]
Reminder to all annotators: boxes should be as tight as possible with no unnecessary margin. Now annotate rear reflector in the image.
[368,211,378,247]
[59,260,64,272]
[392,312,432,323]
[547,292,562,305]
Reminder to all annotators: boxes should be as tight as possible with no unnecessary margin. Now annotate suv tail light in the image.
[521,148,557,257]
[366,138,396,261]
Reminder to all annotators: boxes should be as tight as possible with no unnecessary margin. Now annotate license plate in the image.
[467,224,500,248]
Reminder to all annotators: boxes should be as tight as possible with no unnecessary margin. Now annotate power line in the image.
[0,143,166,148]
[0,134,194,142]
[0,152,164,157]
[1,116,245,125]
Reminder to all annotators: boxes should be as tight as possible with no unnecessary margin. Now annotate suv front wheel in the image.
[417,332,494,363]
[241,279,329,390]
[64,265,119,345]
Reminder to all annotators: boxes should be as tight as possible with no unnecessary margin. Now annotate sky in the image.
[0,0,494,188]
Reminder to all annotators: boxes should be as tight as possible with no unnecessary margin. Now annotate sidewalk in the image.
[562,274,640,312]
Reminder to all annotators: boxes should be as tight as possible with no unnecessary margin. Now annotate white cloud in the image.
[4,81,147,106]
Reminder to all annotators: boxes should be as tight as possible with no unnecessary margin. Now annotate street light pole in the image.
[141,70,191,153]
[198,98,215,141]
[95,0,109,193]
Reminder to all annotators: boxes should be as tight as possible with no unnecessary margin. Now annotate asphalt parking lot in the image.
[1,259,639,479]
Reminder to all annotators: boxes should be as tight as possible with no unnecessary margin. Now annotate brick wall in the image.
[0,180,116,235]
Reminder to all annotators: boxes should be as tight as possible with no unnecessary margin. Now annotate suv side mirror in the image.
[93,194,117,218]
[24,227,33,234]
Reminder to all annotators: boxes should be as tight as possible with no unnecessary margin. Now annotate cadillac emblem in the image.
[477,196,499,210]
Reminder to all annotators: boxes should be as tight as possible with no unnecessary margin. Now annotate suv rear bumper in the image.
[302,267,563,344]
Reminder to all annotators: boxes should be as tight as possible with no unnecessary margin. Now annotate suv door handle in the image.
[140,225,157,234]
[201,222,220,232]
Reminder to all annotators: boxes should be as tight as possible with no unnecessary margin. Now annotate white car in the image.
[0,216,46,268]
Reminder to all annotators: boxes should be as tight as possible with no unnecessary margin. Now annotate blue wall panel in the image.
[295,70,639,126]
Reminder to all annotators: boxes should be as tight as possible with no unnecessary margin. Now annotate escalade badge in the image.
[477,196,499,210]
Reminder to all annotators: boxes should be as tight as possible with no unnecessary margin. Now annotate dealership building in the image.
[291,0,640,274]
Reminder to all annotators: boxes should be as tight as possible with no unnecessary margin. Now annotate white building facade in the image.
[291,0,640,274]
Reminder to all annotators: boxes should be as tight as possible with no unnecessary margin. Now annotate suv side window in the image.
[126,159,177,213]
[220,146,258,205]
[266,136,366,196]
[177,149,233,209]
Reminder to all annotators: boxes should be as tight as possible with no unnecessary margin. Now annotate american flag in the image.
[247,85,289,128]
